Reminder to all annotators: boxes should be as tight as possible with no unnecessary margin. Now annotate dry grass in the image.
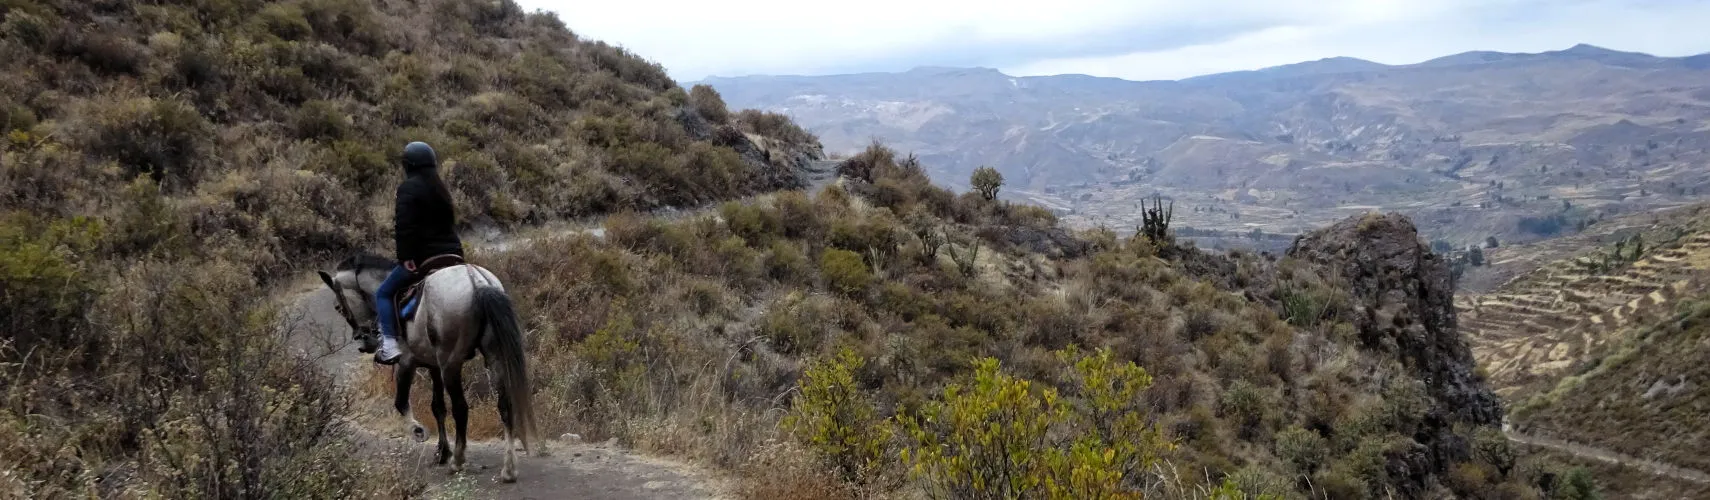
[0,0,818,496]
[356,142,1558,499]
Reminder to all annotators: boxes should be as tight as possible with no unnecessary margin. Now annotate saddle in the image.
[394,254,466,331]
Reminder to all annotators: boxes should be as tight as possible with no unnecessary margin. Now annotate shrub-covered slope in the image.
[452,143,1585,499]
[0,0,816,496]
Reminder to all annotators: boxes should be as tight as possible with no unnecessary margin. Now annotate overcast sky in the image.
[516,0,1710,82]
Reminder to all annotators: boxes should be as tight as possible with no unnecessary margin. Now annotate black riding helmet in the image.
[402,141,437,173]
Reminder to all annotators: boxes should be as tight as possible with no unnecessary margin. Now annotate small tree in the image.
[1485,236,1499,248]
[1468,246,1485,266]
[971,166,1003,201]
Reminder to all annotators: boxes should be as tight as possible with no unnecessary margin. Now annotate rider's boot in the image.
[375,334,402,365]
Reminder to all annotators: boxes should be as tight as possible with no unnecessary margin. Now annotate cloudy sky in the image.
[516,0,1710,82]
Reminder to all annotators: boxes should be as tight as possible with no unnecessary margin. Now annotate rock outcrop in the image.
[1288,212,1506,492]
[676,108,819,193]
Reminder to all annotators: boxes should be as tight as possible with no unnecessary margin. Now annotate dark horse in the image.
[318,254,539,482]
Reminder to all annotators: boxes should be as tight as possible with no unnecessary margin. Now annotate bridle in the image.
[327,272,379,345]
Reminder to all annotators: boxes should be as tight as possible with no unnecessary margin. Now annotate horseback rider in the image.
[374,141,465,365]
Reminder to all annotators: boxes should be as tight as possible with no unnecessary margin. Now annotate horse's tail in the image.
[474,285,538,453]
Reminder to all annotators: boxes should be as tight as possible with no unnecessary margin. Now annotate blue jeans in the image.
[375,264,411,341]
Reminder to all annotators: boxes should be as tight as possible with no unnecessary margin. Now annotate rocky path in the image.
[282,284,734,499]
[280,164,838,497]
[1503,424,1710,485]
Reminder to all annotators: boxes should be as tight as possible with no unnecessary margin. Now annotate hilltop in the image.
[698,45,1710,248]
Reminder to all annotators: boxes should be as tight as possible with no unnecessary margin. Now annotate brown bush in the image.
[688,84,730,123]
[293,99,348,141]
[736,108,818,145]
[78,96,211,189]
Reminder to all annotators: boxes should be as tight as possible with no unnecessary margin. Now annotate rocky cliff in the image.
[1289,213,1507,493]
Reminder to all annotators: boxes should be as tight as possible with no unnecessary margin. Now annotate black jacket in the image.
[394,160,464,266]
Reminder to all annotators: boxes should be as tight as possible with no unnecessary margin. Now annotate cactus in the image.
[1140,194,1173,244]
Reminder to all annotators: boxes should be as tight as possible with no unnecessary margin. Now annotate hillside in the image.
[699,45,1710,247]
[417,141,1575,499]
[1,1,1620,499]
[0,0,818,497]
[1458,203,1710,398]
[1454,202,1710,497]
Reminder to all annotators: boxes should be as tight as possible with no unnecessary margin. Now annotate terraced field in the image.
[1457,203,1710,398]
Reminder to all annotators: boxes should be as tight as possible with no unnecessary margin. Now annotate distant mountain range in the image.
[696,44,1710,245]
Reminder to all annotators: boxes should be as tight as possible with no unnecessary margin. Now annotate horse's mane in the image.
[336,253,396,273]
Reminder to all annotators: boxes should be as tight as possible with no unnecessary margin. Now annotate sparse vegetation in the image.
[447,141,1554,498]
[3,0,1613,498]
[0,0,818,496]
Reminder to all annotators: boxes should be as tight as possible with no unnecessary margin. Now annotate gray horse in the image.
[318,254,539,482]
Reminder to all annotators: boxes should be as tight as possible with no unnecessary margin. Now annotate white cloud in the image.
[516,0,1710,82]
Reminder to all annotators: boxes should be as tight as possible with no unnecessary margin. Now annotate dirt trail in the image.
[282,279,730,499]
[1503,423,1710,485]
[278,165,840,497]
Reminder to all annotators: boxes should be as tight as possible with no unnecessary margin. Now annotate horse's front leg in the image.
[394,362,427,443]
[428,368,451,465]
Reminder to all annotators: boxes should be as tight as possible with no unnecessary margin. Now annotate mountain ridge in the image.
[697,42,1710,249]
[696,43,1709,85]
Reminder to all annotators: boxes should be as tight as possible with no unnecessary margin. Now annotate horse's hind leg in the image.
[492,360,518,483]
[428,369,451,465]
[394,363,427,443]
[443,361,470,473]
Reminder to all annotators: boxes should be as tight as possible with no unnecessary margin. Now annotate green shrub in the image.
[897,350,1170,499]
[0,212,103,350]
[821,248,872,295]
[782,348,894,484]
[1053,347,1172,496]
[898,357,1064,498]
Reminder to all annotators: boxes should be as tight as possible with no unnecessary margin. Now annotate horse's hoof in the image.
[450,463,464,474]
[498,471,517,483]
[411,425,427,443]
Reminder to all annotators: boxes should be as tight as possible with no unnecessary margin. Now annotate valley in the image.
[1454,201,1710,497]
[702,46,1710,248]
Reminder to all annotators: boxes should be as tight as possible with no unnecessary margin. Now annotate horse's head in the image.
[318,268,381,354]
